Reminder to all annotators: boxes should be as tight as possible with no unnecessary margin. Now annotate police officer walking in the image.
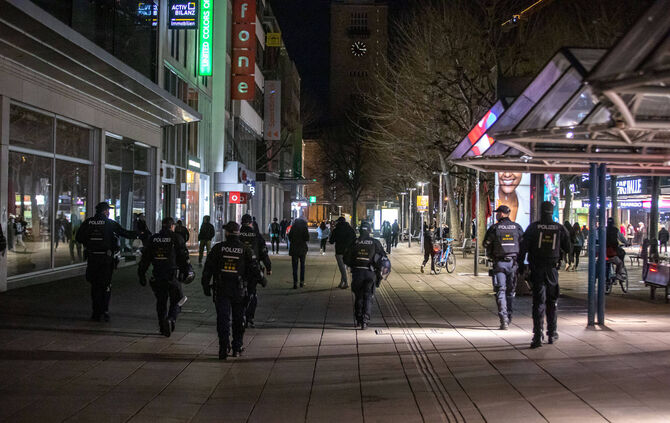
[483,205,524,330]
[345,221,387,329]
[76,202,137,322]
[202,222,258,359]
[138,217,191,337]
[519,201,570,348]
[240,214,271,328]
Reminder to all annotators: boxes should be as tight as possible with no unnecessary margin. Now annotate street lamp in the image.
[399,192,407,239]
[338,205,342,218]
[407,187,417,247]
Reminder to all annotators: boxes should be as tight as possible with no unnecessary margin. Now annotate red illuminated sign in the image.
[231,0,256,101]
[229,192,248,204]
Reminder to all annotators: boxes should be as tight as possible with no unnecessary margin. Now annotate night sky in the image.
[269,0,411,121]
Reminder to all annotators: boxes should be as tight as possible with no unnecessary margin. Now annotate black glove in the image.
[260,276,268,288]
[139,272,147,287]
[203,284,212,297]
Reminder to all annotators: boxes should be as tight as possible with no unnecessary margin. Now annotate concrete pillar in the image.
[0,96,9,292]
[650,176,660,257]
[597,163,607,324]
[587,163,597,325]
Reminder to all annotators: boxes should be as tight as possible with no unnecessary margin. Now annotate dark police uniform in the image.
[76,209,136,321]
[239,224,271,327]
[483,217,524,327]
[520,211,570,347]
[345,225,386,328]
[138,228,189,336]
[202,233,258,359]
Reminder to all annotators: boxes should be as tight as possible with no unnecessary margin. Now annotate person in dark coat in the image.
[240,214,272,327]
[329,216,357,289]
[198,215,215,264]
[289,218,310,288]
[76,202,137,322]
[421,224,436,274]
[658,226,669,253]
[174,220,190,243]
[391,219,400,247]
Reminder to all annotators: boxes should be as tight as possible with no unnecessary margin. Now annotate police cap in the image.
[162,217,175,228]
[241,214,252,225]
[540,201,554,215]
[494,205,510,214]
[359,221,372,233]
[95,202,110,213]
[224,221,240,234]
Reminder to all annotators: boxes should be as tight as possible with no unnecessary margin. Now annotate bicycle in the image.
[605,257,629,294]
[433,238,456,274]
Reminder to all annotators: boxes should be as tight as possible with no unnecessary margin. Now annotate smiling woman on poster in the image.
[496,172,530,229]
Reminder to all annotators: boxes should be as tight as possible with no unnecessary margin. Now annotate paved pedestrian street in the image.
[1,244,670,422]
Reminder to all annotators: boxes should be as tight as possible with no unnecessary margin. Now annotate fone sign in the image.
[231,0,256,100]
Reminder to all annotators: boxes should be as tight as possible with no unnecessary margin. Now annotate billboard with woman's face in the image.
[495,172,531,229]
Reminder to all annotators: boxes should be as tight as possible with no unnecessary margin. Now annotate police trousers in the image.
[351,269,376,324]
[150,278,182,323]
[530,264,560,336]
[244,281,258,322]
[492,259,517,324]
[215,294,244,351]
[86,254,115,318]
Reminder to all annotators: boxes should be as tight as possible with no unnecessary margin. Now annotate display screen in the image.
[169,0,198,29]
[543,174,560,222]
[495,172,531,229]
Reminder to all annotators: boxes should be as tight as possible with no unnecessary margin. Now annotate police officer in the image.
[483,205,524,330]
[519,201,570,348]
[202,221,258,359]
[239,214,271,328]
[75,202,137,322]
[345,221,387,329]
[138,217,190,337]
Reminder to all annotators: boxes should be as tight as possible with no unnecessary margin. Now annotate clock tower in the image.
[329,0,388,120]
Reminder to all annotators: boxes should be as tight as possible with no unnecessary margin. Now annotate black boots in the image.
[530,334,544,349]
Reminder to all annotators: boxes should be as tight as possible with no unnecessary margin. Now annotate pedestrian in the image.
[482,205,524,330]
[252,216,259,234]
[240,214,272,328]
[572,222,584,270]
[606,217,626,282]
[174,220,189,243]
[626,222,634,246]
[55,213,66,250]
[289,217,310,288]
[14,215,26,251]
[0,222,6,256]
[202,221,259,359]
[7,215,15,251]
[329,216,356,289]
[658,225,669,253]
[638,222,646,245]
[563,221,574,271]
[138,217,191,337]
[641,238,650,281]
[519,201,570,349]
[198,216,215,264]
[382,221,393,254]
[268,217,281,254]
[70,221,82,263]
[420,224,436,274]
[344,221,386,329]
[317,221,330,255]
[280,218,288,242]
[75,202,137,322]
[392,219,399,247]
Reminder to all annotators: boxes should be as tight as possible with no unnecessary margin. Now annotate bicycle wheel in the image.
[605,279,612,295]
[446,252,456,273]
[620,268,629,293]
[433,255,442,274]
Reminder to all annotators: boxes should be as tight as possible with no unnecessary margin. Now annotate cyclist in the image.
[606,217,626,282]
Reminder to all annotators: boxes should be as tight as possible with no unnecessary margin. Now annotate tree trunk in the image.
[610,174,619,227]
[439,155,461,241]
[464,174,472,239]
[351,195,358,228]
[477,174,488,251]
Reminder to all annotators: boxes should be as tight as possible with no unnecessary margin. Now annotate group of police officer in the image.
[483,201,570,349]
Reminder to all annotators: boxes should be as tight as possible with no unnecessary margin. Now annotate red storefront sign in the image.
[229,192,248,204]
[232,0,255,100]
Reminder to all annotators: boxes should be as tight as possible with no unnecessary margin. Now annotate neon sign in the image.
[198,0,213,75]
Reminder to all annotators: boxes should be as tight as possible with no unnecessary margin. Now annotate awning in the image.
[0,0,201,126]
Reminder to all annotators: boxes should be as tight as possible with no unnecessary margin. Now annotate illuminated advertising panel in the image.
[231,0,256,100]
[495,172,531,229]
[169,0,198,29]
[543,174,560,222]
[198,0,213,75]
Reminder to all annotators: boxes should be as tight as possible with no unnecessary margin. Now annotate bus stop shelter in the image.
[449,0,670,326]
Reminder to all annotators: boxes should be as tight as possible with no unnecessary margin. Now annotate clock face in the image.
[351,41,367,57]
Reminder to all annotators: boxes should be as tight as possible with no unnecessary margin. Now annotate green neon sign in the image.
[309,196,317,203]
[198,0,213,76]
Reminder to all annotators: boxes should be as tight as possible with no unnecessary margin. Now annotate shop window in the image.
[9,106,54,152]
[57,119,92,160]
[134,144,149,172]
[54,160,91,268]
[7,152,53,277]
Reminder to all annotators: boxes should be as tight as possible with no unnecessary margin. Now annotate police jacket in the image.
[240,225,272,271]
[329,221,357,255]
[175,225,189,243]
[138,228,189,281]
[482,217,524,260]
[75,213,136,258]
[202,237,257,298]
[344,232,387,272]
[520,217,570,267]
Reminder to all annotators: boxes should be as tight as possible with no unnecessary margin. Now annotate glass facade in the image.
[7,105,93,277]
